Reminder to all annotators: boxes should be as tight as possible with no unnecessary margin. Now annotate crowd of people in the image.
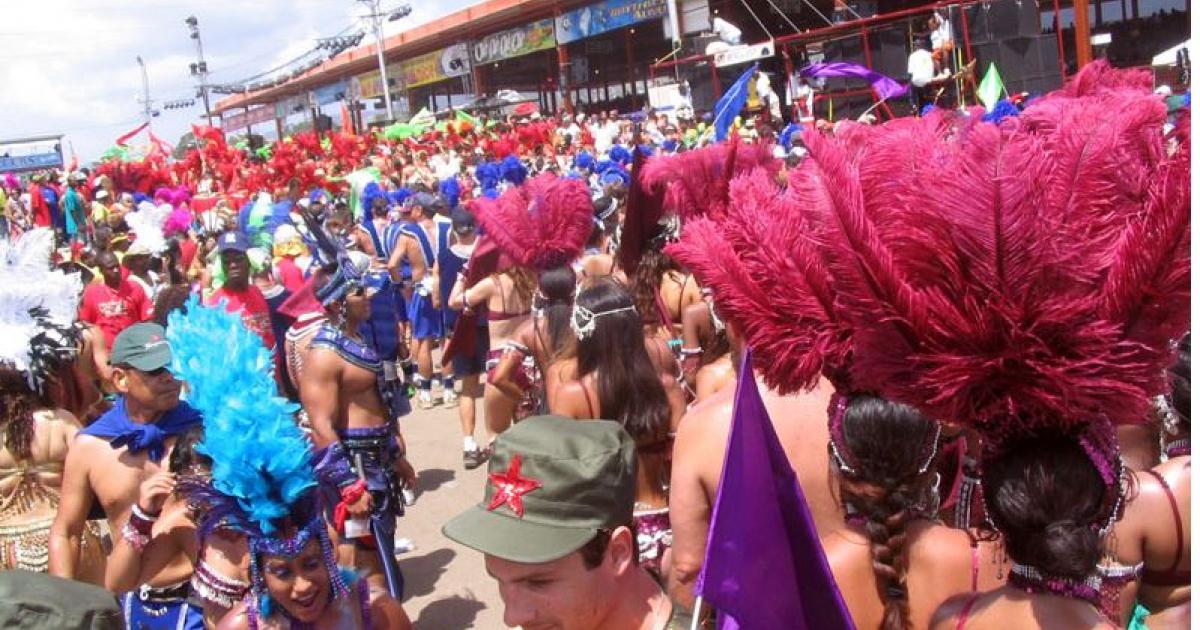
[0,58,1190,630]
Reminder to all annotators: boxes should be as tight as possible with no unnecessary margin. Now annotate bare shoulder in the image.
[907,521,972,558]
[675,385,735,445]
[930,592,976,630]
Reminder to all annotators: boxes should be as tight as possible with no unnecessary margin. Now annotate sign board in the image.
[555,0,668,45]
[400,44,470,88]
[312,81,347,106]
[472,19,556,65]
[0,151,62,174]
[354,63,405,99]
[714,40,775,67]
[274,94,308,118]
[224,105,275,132]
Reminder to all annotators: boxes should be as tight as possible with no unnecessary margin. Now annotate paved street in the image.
[398,396,506,629]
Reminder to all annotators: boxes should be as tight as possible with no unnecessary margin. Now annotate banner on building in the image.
[0,151,62,173]
[355,63,405,99]
[312,80,347,106]
[472,19,556,65]
[223,105,274,132]
[400,44,470,88]
[555,0,667,44]
[714,40,776,67]
[274,94,308,119]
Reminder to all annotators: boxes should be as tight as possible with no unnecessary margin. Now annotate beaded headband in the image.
[247,515,350,618]
[827,393,942,479]
[570,303,638,341]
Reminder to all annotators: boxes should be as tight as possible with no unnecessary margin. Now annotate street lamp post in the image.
[185,16,215,126]
[358,0,411,123]
[136,56,157,129]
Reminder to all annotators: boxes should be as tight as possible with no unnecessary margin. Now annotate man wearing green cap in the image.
[50,322,204,629]
[444,415,691,629]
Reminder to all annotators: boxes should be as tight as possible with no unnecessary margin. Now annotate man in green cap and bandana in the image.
[444,415,691,629]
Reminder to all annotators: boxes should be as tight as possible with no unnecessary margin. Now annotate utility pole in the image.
[186,15,215,126]
[358,0,411,123]
[136,56,156,129]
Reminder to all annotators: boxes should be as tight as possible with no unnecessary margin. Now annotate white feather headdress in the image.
[0,229,83,390]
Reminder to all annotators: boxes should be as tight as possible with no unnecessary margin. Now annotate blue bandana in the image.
[81,397,203,461]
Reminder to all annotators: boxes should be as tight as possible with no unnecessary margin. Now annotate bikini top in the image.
[486,276,531,322]
[1140,467,1190,587]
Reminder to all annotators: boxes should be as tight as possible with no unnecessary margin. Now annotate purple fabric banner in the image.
[800,61,909,100]
[696,351,854,630]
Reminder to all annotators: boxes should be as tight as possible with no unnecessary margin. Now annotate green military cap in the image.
[110,322,172,371]
[443,415,637,563]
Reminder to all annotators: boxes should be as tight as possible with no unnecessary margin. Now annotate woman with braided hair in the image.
[823,395,1009,630]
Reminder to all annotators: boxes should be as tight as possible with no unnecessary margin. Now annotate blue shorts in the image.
[452,325,490,377]
[407,292,445,340]
[122,589,205,630]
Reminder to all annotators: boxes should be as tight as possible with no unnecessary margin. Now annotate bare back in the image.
[0,409,79,522]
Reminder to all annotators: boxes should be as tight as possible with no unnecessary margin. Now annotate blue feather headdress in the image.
[475,160,501,199]
[169,296,350,616]
[440,176,462,209]
[608,145,633,165]
[573,150,595,172]
[500,154,528,185]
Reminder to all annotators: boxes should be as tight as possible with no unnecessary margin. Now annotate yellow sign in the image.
[356,63,404,99]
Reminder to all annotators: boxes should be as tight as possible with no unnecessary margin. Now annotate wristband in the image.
[129,503,159,537]
[121,521,151,553]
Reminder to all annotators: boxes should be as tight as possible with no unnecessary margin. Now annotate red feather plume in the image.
[468,173,593,271]
[666,168,851,393]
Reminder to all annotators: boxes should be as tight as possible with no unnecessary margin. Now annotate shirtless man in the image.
[386,193,449,409]
[303,250,416,600]
[666,326,840,611]
[49,323,205,629]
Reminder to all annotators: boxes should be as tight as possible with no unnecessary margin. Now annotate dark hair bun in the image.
[1026,519,1102,579]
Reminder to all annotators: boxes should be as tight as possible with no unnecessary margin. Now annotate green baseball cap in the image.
[110,322,173,371]
[443,415,637,563]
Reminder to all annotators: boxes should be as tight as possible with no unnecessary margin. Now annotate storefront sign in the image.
[472,19,556,65]
[274,94,308,119]
[555,0,667,45]
[312,81,347,106]
[0,151,61,173]
[355,63,405,99]
[714,40,776,68]
[222,105,274,132]
[400,44,470,88]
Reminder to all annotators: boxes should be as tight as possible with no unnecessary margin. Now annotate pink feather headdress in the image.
[787,64,1188,451]
[666,167,852,394]
[640,140,780,221]
[468,173,593,271]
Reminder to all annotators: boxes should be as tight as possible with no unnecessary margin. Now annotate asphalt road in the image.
[397,395,506,629]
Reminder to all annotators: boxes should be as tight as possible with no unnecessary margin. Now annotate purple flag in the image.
[696,350,854,630]
[800,61,909,100]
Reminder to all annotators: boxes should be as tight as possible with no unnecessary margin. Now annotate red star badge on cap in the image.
[486,455,542,518]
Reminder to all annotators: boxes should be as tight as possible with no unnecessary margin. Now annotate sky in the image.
[0,0,477,163]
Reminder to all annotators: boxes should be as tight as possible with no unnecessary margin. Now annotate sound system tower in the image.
[964,0,1063,96]
[316,114,333,133]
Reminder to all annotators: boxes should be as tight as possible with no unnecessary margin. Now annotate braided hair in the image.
[834,394,940,630]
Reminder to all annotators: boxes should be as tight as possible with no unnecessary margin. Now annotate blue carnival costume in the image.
[298,212,410,599]
[400,219,450,341]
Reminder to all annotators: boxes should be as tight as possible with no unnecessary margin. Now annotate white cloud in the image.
[1,0,478,163]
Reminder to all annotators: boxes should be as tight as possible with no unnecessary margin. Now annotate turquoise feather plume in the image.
[167,295,315,535]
